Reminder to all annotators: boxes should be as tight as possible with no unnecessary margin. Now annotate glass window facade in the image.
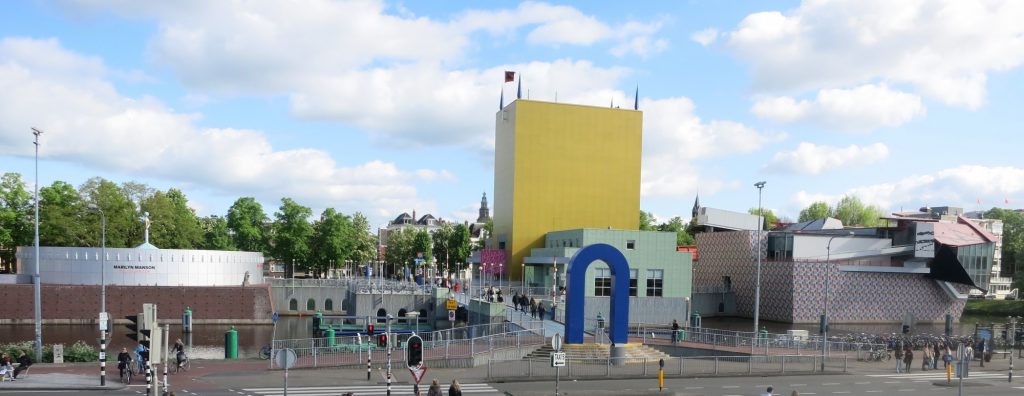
[595,268,611,296]
[629,269,638,297]
[957,243,993,290]
[646,269,664,297]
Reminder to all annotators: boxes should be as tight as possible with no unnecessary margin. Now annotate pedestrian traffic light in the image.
[902,325,910,334]
[367,324,375,335]
[377,334,388,348]
[407,335,423,367]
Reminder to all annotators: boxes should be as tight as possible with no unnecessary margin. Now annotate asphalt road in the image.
[9,371,1023,396]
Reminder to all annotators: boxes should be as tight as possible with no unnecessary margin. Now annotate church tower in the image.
[477,192,491,223]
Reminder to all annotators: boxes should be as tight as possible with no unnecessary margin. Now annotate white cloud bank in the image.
[751,84,925,130]
[793,165,1024,211]
[764,142,889,175]
[0,37,443,219]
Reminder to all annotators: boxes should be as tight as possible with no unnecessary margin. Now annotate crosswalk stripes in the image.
[243,383,501,396]
[867,372,1008,382]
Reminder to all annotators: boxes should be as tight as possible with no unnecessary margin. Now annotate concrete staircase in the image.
[523,343,671,364]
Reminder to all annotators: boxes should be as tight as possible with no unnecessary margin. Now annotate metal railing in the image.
[270,327,546,369]
[269,277,438,295]
[628,325,886,356]
[486,355,849,379]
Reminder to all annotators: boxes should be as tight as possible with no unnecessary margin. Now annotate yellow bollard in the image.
[946,362,952,383]
[659,368,664,391]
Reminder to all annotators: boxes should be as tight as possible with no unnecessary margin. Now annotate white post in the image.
[752,181,765,356]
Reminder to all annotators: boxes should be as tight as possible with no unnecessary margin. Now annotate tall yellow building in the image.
[493,100,642,280]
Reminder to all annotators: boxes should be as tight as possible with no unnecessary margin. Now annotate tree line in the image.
[0,172,379,278]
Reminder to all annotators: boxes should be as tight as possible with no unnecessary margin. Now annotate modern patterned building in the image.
[492,99,642,281]
[694,210,995,324]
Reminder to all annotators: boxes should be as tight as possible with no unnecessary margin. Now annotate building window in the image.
[629,269,638,297]
[498,241,506,249]
[626,240,636,250]
[306,298,316,311]
[646,269,664,297]
[289,299,298,311]
[594,268,612,296]
[325,299,333,311]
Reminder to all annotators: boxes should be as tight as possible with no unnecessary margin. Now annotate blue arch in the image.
[565,243,630,344]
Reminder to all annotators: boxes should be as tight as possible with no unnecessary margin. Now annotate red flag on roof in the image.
[504,71,515,83]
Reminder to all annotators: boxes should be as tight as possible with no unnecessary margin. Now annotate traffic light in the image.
[377,334,388,348]
[367,324,375,335]
[1003,330,1009,340]
[407,335,423,367]
[125,315,140,342]
[902,325,910,334]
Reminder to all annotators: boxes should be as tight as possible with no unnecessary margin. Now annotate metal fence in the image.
[629,325,886,357]
[486,355,849,379]
[270,327,546,369]
[269,277,438,295]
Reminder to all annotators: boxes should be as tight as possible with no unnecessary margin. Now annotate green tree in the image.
[0,173,32,271]
[412,229,433,269]
[639,210,657,231]
[349,212,378,274]
[79,177,139,248]
[432,223,454,271]
[140,189,202,249]
[309,208,355,279]
[656,216,695,246]
[798,201,833,222]
[270,198,313,278]
[385,226,416,276]
[832,195,885,227]
[199,215,235,250]
[986,208,1024,291]
[748,208,779,230]
[227,197,268,253]
[38,181,89,247]
[449,223,472,273]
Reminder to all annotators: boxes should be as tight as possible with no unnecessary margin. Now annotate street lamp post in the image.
[752,181,766,355]
[31,127,43,362]
[88,204,107,385]
[822,232,853,371]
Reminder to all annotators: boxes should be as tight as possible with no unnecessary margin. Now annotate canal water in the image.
[0,315,1005,359]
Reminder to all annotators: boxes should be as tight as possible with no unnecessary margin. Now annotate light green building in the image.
[521,228,692,325]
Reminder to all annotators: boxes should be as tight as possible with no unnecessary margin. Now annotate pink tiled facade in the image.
[695,232,966,324]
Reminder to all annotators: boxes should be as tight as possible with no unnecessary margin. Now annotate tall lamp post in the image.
[752,180,766,354]
[31,127,43,362]
[822,231,853,371]
[88,204,107,385]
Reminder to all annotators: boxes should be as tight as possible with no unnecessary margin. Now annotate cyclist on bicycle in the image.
[117,347,132,378]
[135,343,148,372]
[173,339,186,370]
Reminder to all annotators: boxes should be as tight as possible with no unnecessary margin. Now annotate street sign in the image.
[446,298,458,311]
[99,312,109,332]
[275,348,297,369]
[448,310,456,321]
[551,352,567,367]
[551,333,563,351]
[408,365,428,384]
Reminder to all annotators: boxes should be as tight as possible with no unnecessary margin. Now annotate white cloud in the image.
[752,84,925,130]
[764,142,889,175]
[724,0,1024,109]
[59,1,666,151]
[640,97,785,197]
[0,37,444,220]
[690,28,718,46]
[793,165,1024,212]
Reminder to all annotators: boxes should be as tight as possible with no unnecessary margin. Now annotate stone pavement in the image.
[5,351,1021,391]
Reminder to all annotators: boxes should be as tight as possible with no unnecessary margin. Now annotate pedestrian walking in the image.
[529,297,537,318]
[538,301,547,320]
[760,386,773,396]
[903,347,913,373]
[513,292,520,311]
[894,347,904,373]
[671,319,680,344]
[427,378,442,396]
[933,344,940,369]
[448,379,463,396]
[922,344,932,371]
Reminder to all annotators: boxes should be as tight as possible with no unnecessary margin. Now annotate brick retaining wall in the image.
[0,284,272,323]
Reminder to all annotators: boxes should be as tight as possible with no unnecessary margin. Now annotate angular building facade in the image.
[492,100,642,280]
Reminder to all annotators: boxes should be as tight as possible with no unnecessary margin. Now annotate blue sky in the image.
[1,0,1022,229]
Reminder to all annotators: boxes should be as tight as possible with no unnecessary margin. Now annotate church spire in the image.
[692,193,701,219]
[477,192,491,223]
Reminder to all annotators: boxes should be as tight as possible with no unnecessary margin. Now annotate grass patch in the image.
[964,299,1024,316]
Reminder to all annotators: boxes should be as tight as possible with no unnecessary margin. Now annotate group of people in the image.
[0,350,32,381]
[510,291,551,320]
[421,378,463,396]
[894,341,968,374]
[114,338,189,379]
